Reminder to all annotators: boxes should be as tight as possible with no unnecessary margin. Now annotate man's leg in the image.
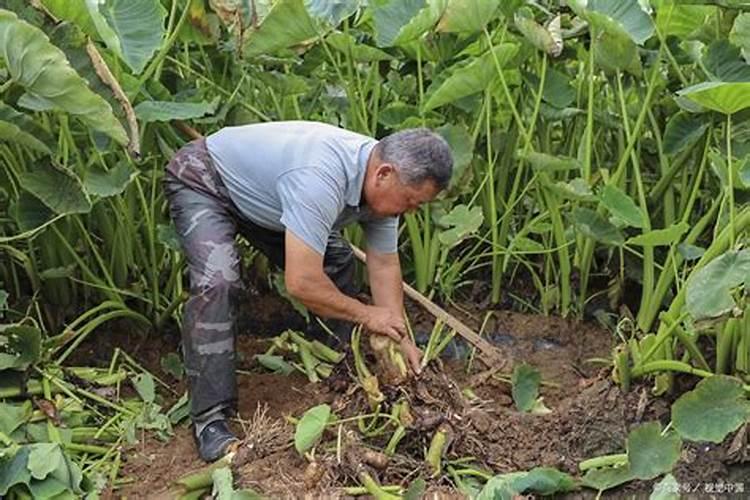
[164,145,241,461]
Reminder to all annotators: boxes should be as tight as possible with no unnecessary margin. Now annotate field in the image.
[1,0,750,498]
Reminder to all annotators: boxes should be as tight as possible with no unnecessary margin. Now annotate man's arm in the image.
[284,231,406,342]
[366,248,422,373]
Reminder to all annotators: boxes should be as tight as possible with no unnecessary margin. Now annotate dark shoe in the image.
[195,420,239,462]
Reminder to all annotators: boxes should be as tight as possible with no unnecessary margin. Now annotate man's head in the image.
[364,128,453,217]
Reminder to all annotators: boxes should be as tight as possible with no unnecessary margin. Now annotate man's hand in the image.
[399,335,422,375]
[362,305,406,342]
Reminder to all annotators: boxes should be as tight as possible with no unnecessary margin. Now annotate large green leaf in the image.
[0,402,31,436]
[438,204,483,247]
[134,98,220,123]
[41,0,98,36]
[83,161,137,198]
[305,0,361,26]
[511,363,541,413]
[571,0,654,44]
[294,404,330,454]
[326,32,394,62]
[0,103,54,155]
[478,468,577,500]
[0,9,127,144]
[731,13,750,64]
[600,185,644,228]
[436,123,473,189]
[521,151,581,172]
[436,0,500,33]
[654,2,716,39]
[514,11,561,56]
[85,0,167,74]
[28,444,62,481]
[662,111,710,156]
[572,208,624,246]
[626,422,682,480]
[243,0,320,57]
[685,249,750,319]
[0,325,41,371]
[704,40,750,82]
[582,464,635,492]
[0,447,32,496]
[18,163,91,215]
[423,43,518,110]
[672,376,750,443]
[650,474,680,500]
[626,223,689,247]
[678,81,750,115]
[372,0,447,47]
[9,192,54,232]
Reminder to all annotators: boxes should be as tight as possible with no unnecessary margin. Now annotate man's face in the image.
[368,164,441,217]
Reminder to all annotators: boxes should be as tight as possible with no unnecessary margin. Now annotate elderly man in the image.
[164,121,453,461]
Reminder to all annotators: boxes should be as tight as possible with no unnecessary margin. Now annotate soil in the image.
[88,291,749,499]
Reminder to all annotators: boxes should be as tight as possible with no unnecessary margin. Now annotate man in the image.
[164,121,453,462]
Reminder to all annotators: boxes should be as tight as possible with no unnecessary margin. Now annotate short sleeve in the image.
[277,168,343,255]
[362,216,399,254]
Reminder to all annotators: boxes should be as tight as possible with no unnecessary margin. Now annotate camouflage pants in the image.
[164,138,356,419]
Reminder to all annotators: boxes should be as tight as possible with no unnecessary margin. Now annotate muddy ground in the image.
[75,291,749,499]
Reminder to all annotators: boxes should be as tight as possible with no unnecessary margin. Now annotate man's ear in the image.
[375,163,396,182]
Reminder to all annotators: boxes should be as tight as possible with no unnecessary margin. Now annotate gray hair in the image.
[377,128,453,190]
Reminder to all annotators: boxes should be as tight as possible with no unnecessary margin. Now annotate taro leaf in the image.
[436,0,500,33]
[9,192,54,232]
[541,68,575,109]
[326,32,393,62]
[677,81,750,115]
[549,179,596,202]
[294,403,331,454]
[0,325,41,371]
[685,249,750,319]
[655,3,715,39]
[677,243,705,261]
[626,222,689,247]
[243,0,319,57]
[572,208,625,246]
[28,443,62,480]
[85,0,167,74]
[255,354,295,375]
[0,102,54,155]
[437,204,483,247]
[305,0,361,26]
[404,477,426,500]
[570,0,654,44]
[0,9,127,144]
[18,163,91,215]
[83,161,137,198]
[0,402,30,435]
[160,352,184,379]
[132,372,156,403]
[157,223,181,251]
[650,473,680,500]
[582,464,635,492]
[662,112,710,156]
[512,235,545,253]
[135,98,220,123]
[671,375,750,443]
[626,422,682,480]
[436,123,473,189]
[521,151,581,172]
[514,11,557,55]
[511,363,541,413]
[41,0,98,37]
[0,446,32,496]
[478,468,577,500]
[730,13,750,64]
[600,185,644,228]
[704,40,750,82]
[424,43,518,110]
[372,0,446,48]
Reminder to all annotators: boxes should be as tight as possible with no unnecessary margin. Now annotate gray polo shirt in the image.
[205,121,398,255]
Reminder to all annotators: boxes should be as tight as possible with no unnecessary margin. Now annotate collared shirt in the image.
[206,121,398,255]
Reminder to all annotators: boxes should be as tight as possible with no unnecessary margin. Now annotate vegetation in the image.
[1,0,750,497]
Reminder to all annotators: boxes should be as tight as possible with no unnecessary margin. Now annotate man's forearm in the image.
[367,251,404,315]
[290,273,370,324]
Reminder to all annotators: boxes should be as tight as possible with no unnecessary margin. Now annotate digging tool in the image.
[172,122,508,370]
